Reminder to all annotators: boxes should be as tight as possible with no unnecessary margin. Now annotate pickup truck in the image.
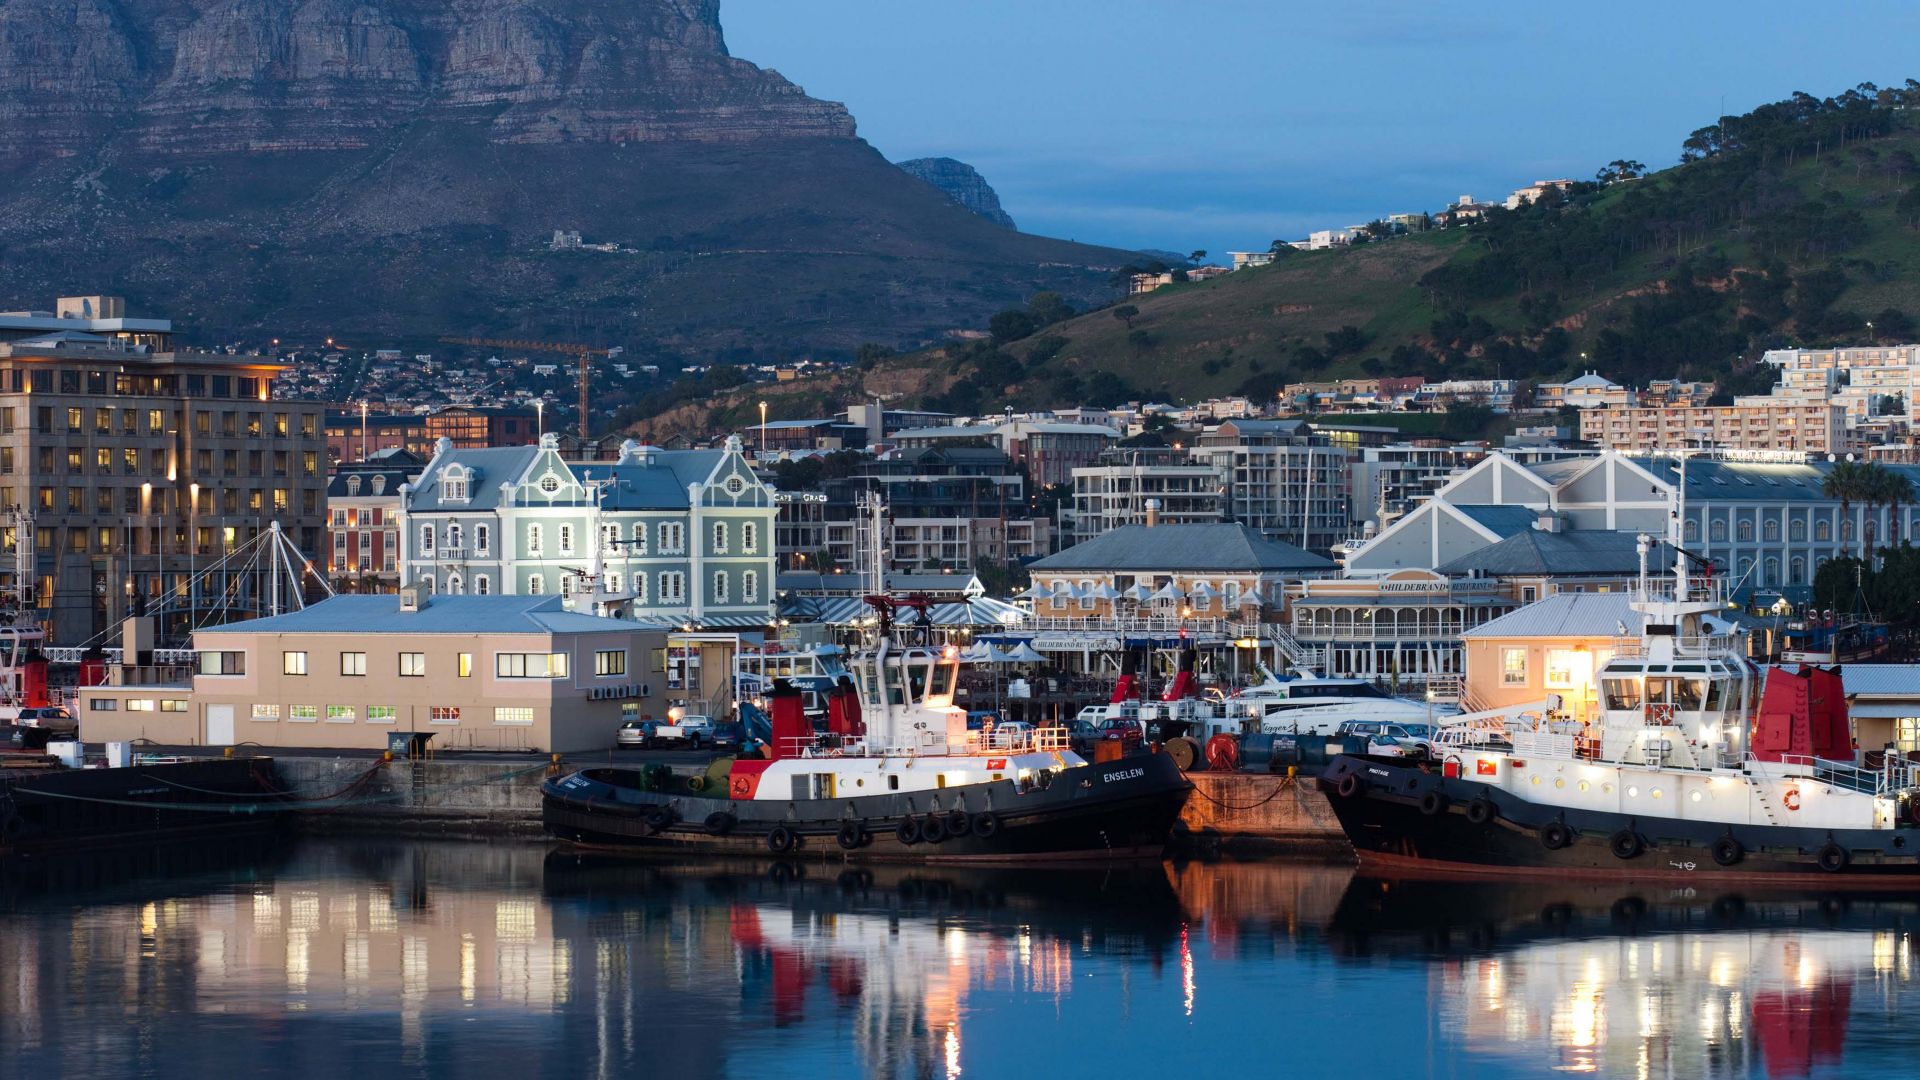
[1336,720,1435,760]
[646,714,715,749]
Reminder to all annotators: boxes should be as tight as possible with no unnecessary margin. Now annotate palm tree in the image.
[1868,464,1916,556]
[1822,460,1873,557]
[1824,461,1916,562]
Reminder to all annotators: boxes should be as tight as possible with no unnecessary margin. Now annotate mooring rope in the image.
[11,761,553,815]
[1183,772,1299,812]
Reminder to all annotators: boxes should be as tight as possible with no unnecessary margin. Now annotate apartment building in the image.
[324,405,539,464]
[812,446,1046,573]
[1067,460,1225,544]
[399,434,777,628]
[1535,372,1631,410]
[1190,419,1351,554]
[0,297,326,643]
[326,449,423,593]
[1578,402,1853,455]
[80,592,670,753]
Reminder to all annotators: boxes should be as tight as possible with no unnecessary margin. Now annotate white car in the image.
[1337,720,1434,760]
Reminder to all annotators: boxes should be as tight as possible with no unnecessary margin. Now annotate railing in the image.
[1744,752,1911,796]
[1020,613,1262,637]
[1608,633,1738,659]
[782,724,1072,760]
[42,647,199,666]
[1425,674,1464,705]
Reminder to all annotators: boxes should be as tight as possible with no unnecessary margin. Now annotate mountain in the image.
[895,158,1017,229]
[883,81,1920,415]
[0,0,1129,356]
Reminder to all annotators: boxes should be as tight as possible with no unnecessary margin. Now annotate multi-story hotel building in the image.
[1578,402,1853,455]
[0,297,326,643]
[326,449,423,593]
[398,434,778,628]
[1190,419,1351,554]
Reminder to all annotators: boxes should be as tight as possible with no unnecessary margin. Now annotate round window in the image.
[539,474,560,494]
[725,476,746,495]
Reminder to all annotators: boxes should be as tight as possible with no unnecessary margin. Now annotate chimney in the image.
[1534,512,1563,534]
[399,586,428,612]
[1144,498,1161,527]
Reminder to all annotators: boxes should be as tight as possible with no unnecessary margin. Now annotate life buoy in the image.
[836,821,867,850]
[1540,821,1574,850]
[730,776,752,798]
[971,811,1000,838]
[767,824,797,854]
[1782,788,1802,812]
[1419,791,1449,817]
[895,816,923,845]
[1712,835,1744,866]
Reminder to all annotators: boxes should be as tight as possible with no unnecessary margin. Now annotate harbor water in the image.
[4,838,1918,1078]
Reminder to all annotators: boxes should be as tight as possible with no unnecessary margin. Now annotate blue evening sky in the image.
[725,0,1920,259]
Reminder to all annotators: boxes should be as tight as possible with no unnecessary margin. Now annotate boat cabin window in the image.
[1291,682,1387,700]
[930,663,956,698]
[1603,678,1642,710]
[1703,679,1726,712]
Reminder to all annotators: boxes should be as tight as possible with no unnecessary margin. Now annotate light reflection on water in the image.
[2,840,1918,1079]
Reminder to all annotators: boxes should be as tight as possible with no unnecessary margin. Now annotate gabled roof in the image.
[1437,530,1667,577]
[196,595,662,636]
[1028,523,1334,573]
[1461,592,1645,639]
[407,446,540,512]
[1453,504,1539,537]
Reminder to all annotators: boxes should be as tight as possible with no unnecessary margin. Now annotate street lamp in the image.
[535,400,544,438]
[189,482,199,622]
[360,400,369,462]
[758,401,768,456]
[1868,321,1876,345]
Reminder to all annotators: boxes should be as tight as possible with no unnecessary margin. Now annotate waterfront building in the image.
[1284,569,1518,688]
[79,592,670,753]
[1345,449,1920,601]
[0,297,326,643]
[325,448,423,593]
[1457,592,1644,725]
[1066,459,1225,545]
[1027,523,1334,621]
[815,446,1046,572]
[398,434,777,628]
[1190,419,1351,554]
[1346,443,1491,533]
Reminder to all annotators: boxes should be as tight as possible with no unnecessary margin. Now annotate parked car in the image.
[1060,719,1098,756]
[1336,719,1433,760]
[616,719,658,748]
[14,706,77,736]
[708,721,746,752]
[648,714,714,749]
[1097,717,1145,752]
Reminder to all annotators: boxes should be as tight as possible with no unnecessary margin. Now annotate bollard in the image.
[548,753,564,777]
[224,746,235,759]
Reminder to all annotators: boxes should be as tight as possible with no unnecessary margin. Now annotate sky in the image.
[724,0,1920,259]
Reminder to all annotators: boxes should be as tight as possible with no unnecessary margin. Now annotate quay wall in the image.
[1176,771,1349,857]
[273,756,554,837]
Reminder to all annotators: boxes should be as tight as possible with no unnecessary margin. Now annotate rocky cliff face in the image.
[895,157,1016,229]
[0,0,855,156]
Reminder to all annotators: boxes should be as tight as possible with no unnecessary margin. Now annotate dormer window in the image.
[346,475,362,496]
[442,466,470,503]
[371,475,386,495]
[724,475,746,496]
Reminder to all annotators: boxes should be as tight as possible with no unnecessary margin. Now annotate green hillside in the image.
[899,81,1920,414]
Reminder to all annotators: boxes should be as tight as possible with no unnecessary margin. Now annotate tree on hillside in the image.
[1026,291,1075,326]
[1112,304,1139,329]
[1188,249,1207,266]
[1596,159,1647,183]
[989,309,1039,344]
[1899,182,1920,229]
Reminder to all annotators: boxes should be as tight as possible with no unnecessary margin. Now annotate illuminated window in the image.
[325,705,356,723]
[1501,648,1528,686]
[367,706,397,724]
[282,651,307,676]
[494,707,535,726]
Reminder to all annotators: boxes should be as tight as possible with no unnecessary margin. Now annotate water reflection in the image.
[3,842,1919,1079]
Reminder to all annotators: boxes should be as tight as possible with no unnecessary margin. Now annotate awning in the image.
[1845,703,1920,719]
[690,614,777,628]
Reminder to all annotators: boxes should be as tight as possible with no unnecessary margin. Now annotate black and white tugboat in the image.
[542,596,1193,862]
[1321,524,1920,881]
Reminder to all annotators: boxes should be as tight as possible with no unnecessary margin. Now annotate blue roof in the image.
[408,446,540,511]
[1029,523,1334,573]
[1437,530,1669,576]
[1454,504,1540,537]
[196,595,661,636]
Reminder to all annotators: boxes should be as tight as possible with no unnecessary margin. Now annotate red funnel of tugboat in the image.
[766,680,811,762]
[1752,665,1853,763]
[1161,647,1198,702]
[826,675,864,737]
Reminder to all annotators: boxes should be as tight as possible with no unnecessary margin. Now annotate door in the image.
[206,704,235,746]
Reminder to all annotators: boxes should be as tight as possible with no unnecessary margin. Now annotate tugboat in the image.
[542,596,1193,862]
[1321,527,1920,881]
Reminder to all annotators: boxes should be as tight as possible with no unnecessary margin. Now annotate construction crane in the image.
[438,337,612,440]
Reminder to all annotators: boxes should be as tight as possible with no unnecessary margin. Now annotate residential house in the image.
[1460,592,1644,725]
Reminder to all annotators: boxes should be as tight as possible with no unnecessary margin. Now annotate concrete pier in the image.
[1176,771,1349,857]
[273,756,555,837]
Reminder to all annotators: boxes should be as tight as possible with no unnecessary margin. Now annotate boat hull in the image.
[542,752,1193,863]
[1319,755,1920,883]
[1,758,285,856]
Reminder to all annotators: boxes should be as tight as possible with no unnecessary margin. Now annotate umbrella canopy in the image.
[1005,642,1046,663]
[1149,582,1185,603]
[1239,587,1265,607]
[1054,582,1085,600]
[1188,582,1219,603]
[1123,583,1154,602]
[1015,583,1051,601]
[1089,582,1122,601]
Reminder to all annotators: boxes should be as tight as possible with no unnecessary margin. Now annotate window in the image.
[1521,586,1538,603]
[199,650,246,676]
[474,575,490,595]
[341,651,367,676]
[713,571,728,604]
[494,707,535,726]
[447,524,463,551]
[1079,579,1095,610]
[126,699,156,712]
[250,704,279,721]
[659,571,685,603]
[496,652,570,679]
[458,653,474,678]
[1736,520,1753,542]
[326,705,357,723]
[631,522,648,554]
[429,706,461,724]
[632,572,647,604]
[367,706,397,724]
[420,524,435,553]
[399,652,427,677]
[282,651,308,676]
[600,523,620,551]
[527,524,543,556]
[289,705,319,723]
[742,522,758,554]
[712,521,728,553]
[1898,717,1920,754]
[89,699,118,712]
[528,573,544,595]
[1501,648,1528,686]
[1544,649,1588,691]
[538,474,561,494]
[559,524,574,554]
[595,649,626,677]
[743,570,759,604]
[442,469,469,502]
[1709,519,1727,543]
[661,522,684,553]
[475,524,490,554]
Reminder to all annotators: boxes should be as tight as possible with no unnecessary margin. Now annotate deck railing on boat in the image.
[784,724,1072,760]
[1747,752,1915,797]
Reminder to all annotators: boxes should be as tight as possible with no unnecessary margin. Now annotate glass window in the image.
[495,653,569,679]
[198,650,246,676]
[282,651,308,676]
[326,705,356,723]
[430,706,461,724]
[595,649,626,677]
[367,706,397,724]
[251,704,279,721]
[399,652,426,677]
[1500,648,1528,686]
[458,653,473,678]
[341,651,367,676]
[288,705,318,722]
[494,707,535,726]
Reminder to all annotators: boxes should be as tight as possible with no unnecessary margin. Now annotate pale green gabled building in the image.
[397,433,777,627]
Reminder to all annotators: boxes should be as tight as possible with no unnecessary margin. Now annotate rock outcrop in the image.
[896,157,1016,229]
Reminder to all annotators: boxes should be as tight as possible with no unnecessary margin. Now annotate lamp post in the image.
[188,482,199,624]
[360,400,369,462]
[758,401,768,456]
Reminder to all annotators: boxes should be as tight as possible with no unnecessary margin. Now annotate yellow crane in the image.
[438,337,611,441]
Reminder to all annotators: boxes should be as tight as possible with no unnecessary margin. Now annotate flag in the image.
[1475,759,1498,776]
